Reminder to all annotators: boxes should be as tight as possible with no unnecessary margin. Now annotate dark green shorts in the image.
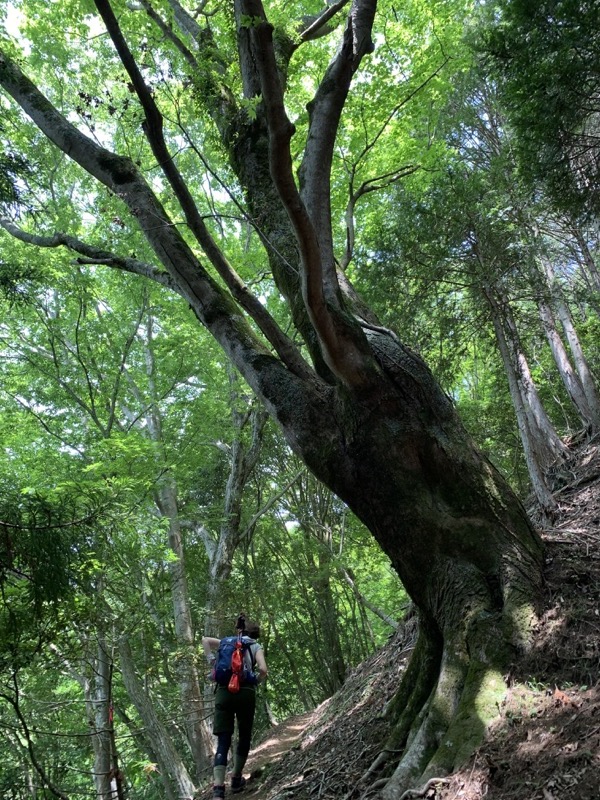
[213,686,256,735]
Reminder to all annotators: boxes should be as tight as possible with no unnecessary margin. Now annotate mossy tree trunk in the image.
[0,0,544,795]
[281,332,543,796]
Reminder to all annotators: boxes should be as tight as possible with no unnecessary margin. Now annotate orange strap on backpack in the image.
[228,635,244,693]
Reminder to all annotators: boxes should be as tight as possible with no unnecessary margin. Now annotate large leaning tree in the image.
[0,0,543,795]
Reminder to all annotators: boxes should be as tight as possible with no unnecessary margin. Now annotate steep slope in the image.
[437,438,600,800]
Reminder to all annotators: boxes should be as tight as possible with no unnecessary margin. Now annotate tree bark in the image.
[538,297,597,430]
[155,476,214,778]
[305,538,347,694]
[113,703,179,800]
[483,286,560,510]
[503,304,569,463]
[93,636,115,800]
[122,309,214,778]
[540,257,600,430]
[571,223,600,294]
[202,374,268,637]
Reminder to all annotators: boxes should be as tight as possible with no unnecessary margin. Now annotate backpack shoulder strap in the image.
[241,636,258,669]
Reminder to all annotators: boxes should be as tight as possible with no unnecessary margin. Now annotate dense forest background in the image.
[0,0,599,798]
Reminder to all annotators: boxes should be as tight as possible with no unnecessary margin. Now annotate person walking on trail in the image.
[202,615,268,798]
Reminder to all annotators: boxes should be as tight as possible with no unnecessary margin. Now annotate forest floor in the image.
[212,438,600,800]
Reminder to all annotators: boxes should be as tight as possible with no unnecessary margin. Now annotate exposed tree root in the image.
[398,777,450,800]
[365,597,523,800]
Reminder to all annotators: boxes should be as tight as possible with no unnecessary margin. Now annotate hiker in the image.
[202,615,268,798]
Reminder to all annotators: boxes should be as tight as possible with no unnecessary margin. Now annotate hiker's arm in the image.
[255,648,268,683]
[202,636,220,659]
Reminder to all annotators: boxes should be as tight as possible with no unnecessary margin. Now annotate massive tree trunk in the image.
[0,1,544,794]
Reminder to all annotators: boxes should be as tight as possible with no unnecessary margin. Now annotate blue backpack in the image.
[212,635,258,691]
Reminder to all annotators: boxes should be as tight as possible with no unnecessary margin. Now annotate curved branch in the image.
[299,0,377,249]
[165,0,203,42]
[0,220,177,289]
[338,566,399,629]
[93,0,311,381]
[298,0,350,44]
[242,0,379,388]
[244,15,321,263]
[136,0,197,68]
[342,164,419,269]
[1,681,71,800]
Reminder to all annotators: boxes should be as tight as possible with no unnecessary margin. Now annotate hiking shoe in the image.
[231,775,246,794]
[213,785,226,799]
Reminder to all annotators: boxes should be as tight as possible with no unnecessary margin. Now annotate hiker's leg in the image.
[213,688,235,789]
[214,731,233,786]
[232,689,256,777]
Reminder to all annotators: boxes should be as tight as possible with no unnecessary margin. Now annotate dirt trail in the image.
[244,708,319,784]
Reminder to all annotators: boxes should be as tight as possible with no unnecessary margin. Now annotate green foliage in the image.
[0,259,41,305]
[0,149,29,209]
[0,484,90,608]
[481,0,600,218]
[353,61,600,483]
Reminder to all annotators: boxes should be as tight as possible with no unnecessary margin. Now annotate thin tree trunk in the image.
[310,543,347,694]
[0,675,70,800]
[557,295,600,423]
[489,300,558,511]
[93,637,115,800]
[118,636,197,800]
[203,373,268,638]
[541,256,600,430]
[4,726,41,799]
[49,639,116,800]
[339,566,399,630]
[156,478,214,777]
[501,303,569,463]
[482,278,565,492]
[264,609,317,711]
[113,704,179,800]
[137,310,213,778]
[571,224,600,293]
[538,298,596,429]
